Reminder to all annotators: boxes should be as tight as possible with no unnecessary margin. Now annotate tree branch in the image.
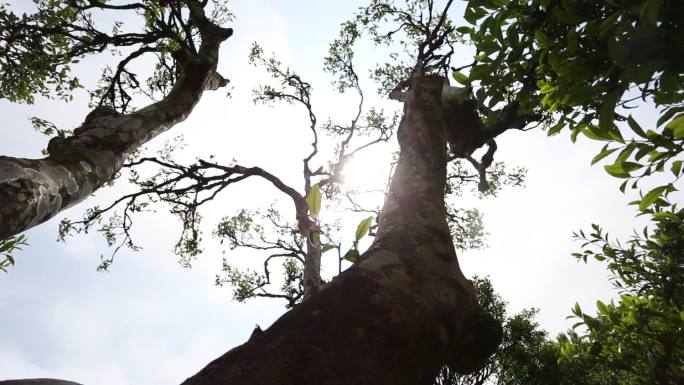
[0,3,233,240]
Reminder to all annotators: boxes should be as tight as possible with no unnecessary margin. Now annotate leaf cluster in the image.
[567,209,684,384]
[465,0,683,208]
[1,0,233,112]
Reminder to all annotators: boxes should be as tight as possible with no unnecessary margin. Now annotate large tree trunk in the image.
[180,75,502,385]
[0,19,232,241]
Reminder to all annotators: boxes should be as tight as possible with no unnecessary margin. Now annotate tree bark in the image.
[0,23,232,241]
[303,240,322,298]
[179,75,502,385]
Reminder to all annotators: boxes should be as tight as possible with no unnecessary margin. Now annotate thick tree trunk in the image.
[0,23,232,241]
[180,75,502,385]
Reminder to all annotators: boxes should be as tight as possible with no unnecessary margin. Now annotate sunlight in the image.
[340,148,394,193]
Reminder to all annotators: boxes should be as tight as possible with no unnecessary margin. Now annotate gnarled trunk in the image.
[179,75,502,385]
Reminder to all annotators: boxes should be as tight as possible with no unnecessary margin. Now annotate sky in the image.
[0,1,661,385]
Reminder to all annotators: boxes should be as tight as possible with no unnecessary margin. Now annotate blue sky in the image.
[0,1,658,384]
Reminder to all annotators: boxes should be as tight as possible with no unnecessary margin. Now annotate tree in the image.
[434,219,684,385]
[446,1,684,383]
[0,0,233,241]
[564,209,684,385]
[3,1,508,383]
[461,0,684,205]
[2,0,682,384]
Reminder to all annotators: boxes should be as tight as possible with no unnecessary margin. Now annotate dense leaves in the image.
[0,0,83,103]
[438,210,684,385]
[464,0,683,211]
[436,277,570,385]
[568,209,684,385]
[0,0,233,111]
[0,234,28,273]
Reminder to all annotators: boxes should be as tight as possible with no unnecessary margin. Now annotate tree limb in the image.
[0,8,232,240]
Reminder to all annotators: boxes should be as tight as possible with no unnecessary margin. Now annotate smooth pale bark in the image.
[0,24,232,241]
[179,75,502,385]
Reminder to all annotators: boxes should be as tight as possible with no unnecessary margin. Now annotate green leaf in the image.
[591,145,618,165]
[604,163,630,178]
[464,5,485,25]
[599,90,620,134]
[671,160,683,177]
[452,71,469,85]
[534,30,552,49]
[639,0,663,24]
[639,185,667,211]
[321,244,336,254]
[355,216,374,241]
[665,115,684,138]
[343,249,360,263]
[627,115,647,139]
[621,162,643,172]
[547,120,565,136]
[566,27,578,53]
[615,142,637,163]
[488,18,504,43]
[596,300,609,315]
[635,143,654,161]
[571,126,581,143]
[573,302,582,316]
[657,106,684,127]
[305,184,322,219]
[619,180,628,193]
[540,84,556,94]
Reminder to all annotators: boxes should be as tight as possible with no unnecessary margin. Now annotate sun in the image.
[340,148,394,193]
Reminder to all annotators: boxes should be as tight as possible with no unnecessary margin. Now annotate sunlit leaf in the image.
[639,185,667,211]
[591,145,618,165]
[452,70,469,85]
[321,244,336,254]
[305,184,322,219]
[343,249,360,263]
[666,115,684,139]
[355,216,374,241]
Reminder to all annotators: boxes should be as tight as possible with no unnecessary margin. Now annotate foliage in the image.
[0,0,83,103]
[0,234,28,272]
[437,209,684,385]
[464,0,683,211]
[567,209,684,385]
[214,207,307,308]
[0,0,233,111]
[458,3,684,380]
[435,277,557,385]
